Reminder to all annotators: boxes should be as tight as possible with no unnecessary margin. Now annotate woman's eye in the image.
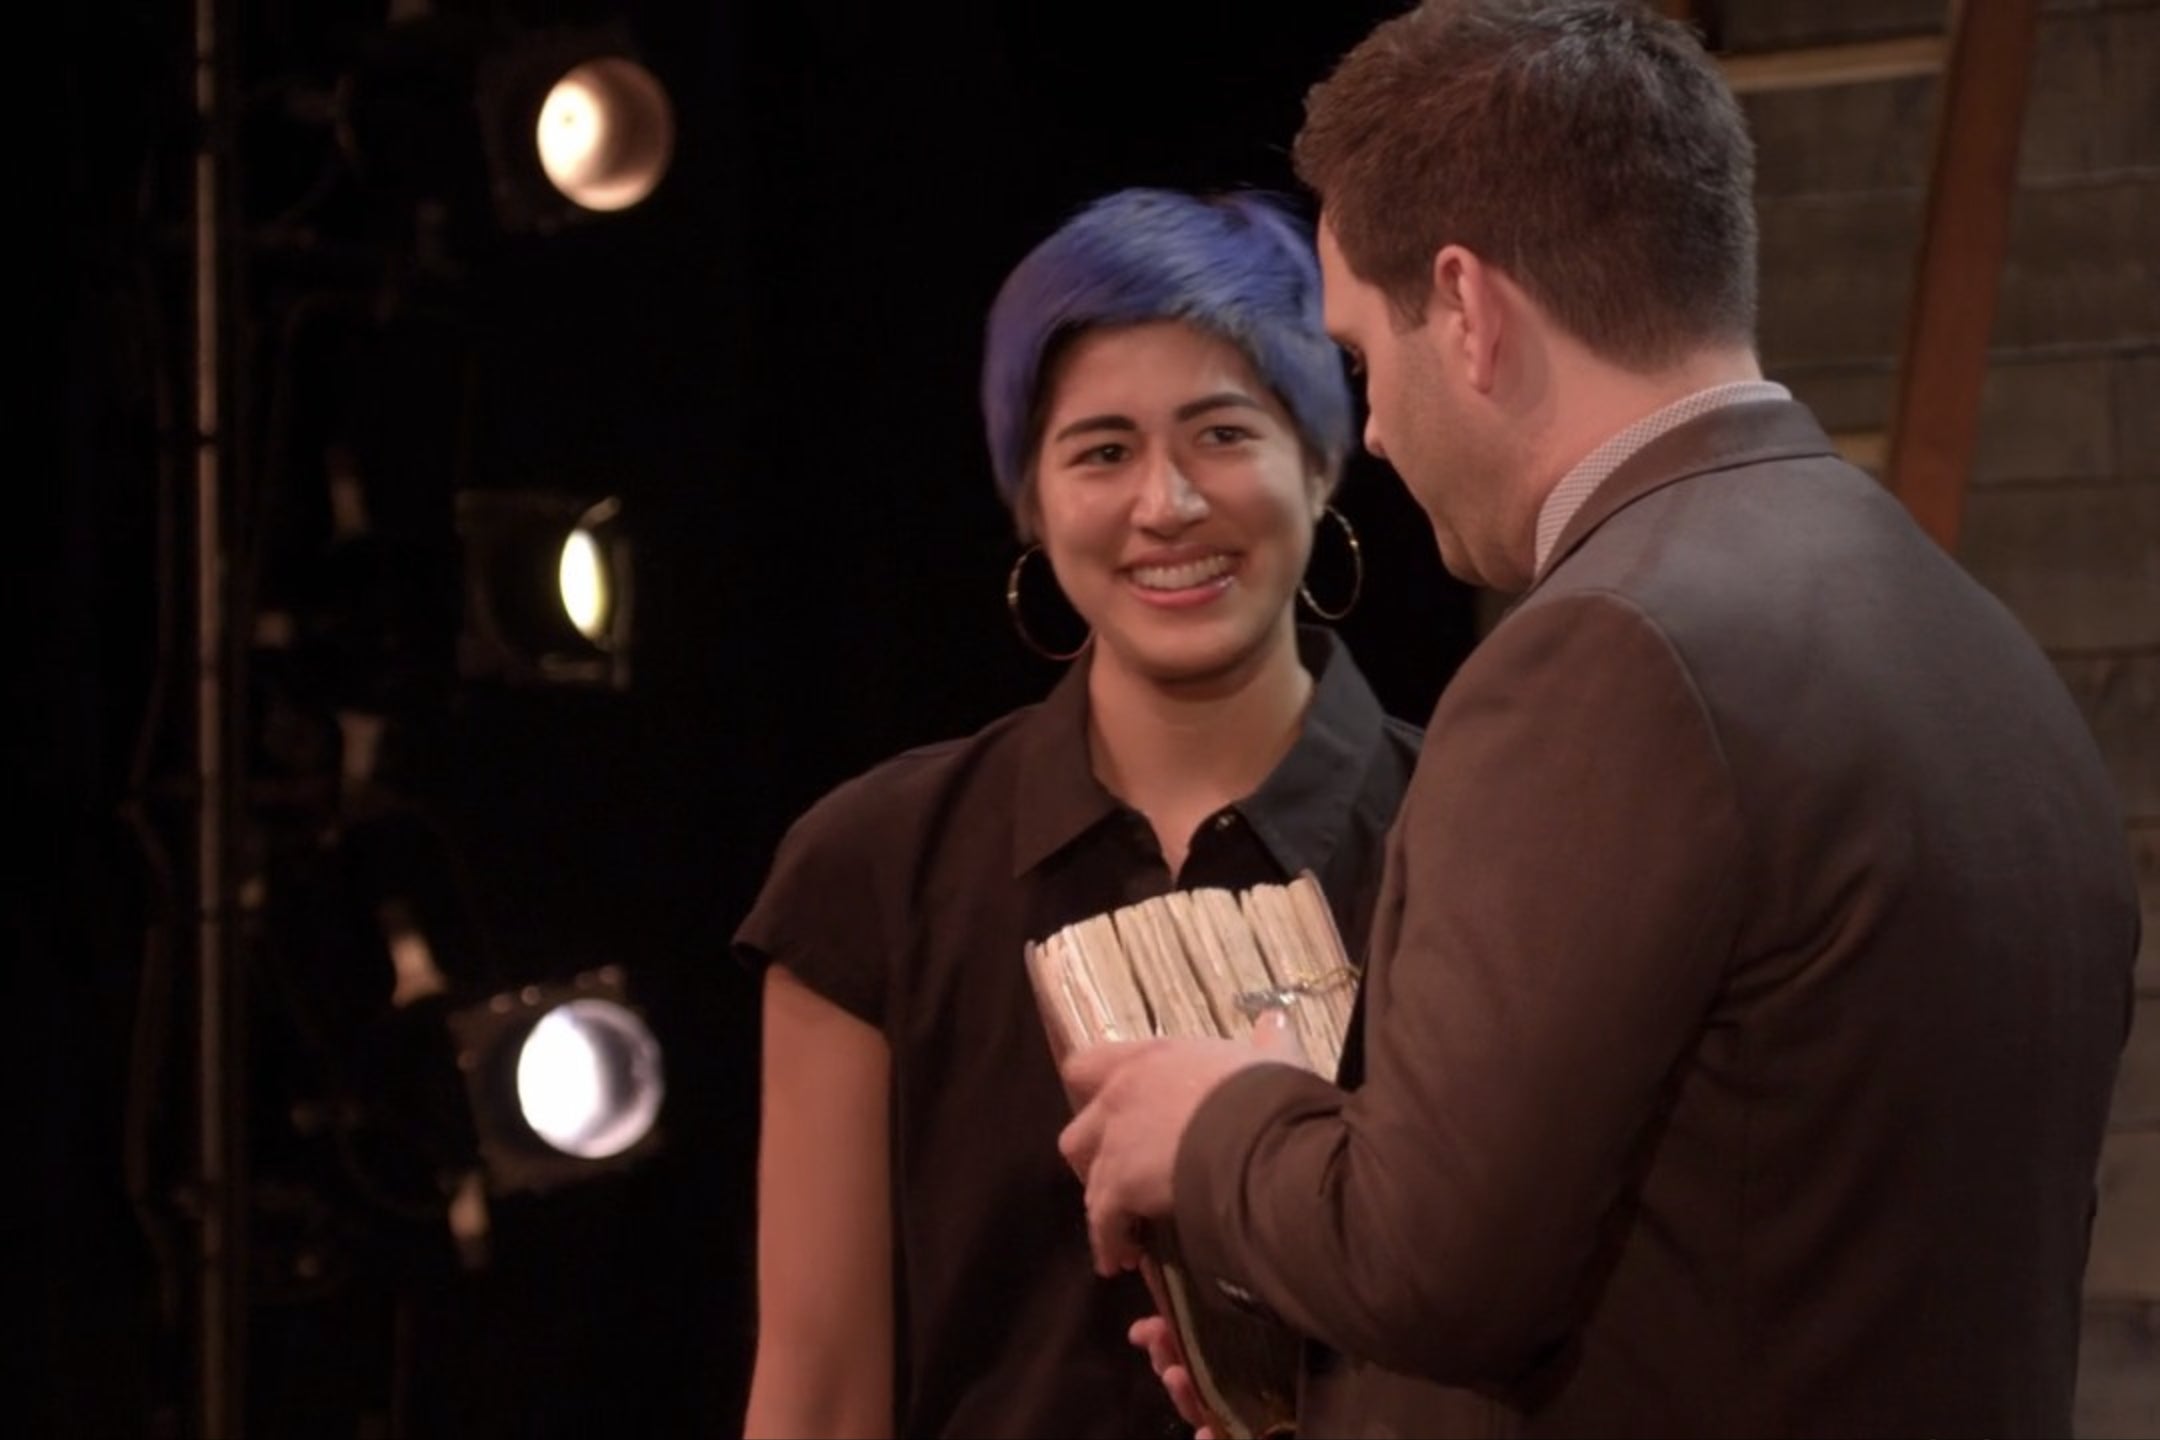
[1199,424,1256,446]
[1072,442,1128,466]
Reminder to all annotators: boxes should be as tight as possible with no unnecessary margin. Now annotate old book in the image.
[1025,870,1358,1440]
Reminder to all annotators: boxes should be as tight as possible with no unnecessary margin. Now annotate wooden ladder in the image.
[1670,0,2043,553]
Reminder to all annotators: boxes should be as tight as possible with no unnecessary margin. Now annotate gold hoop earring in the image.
[1005,545,1091,662]
[1298,505,1364,622]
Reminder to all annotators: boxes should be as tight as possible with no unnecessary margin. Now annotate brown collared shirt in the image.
[734,627,1420,1439]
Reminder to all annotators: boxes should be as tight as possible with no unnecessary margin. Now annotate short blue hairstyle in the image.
[980,187,1355,527]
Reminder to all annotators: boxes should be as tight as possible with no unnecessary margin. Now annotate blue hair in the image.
[980,187,1354,522]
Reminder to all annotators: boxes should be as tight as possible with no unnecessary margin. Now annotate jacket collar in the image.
[1525,398,1839,600]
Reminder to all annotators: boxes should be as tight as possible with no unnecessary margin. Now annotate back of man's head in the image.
[1293,0,1757,372]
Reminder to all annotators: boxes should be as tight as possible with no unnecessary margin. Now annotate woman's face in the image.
[1028,320,1327,691]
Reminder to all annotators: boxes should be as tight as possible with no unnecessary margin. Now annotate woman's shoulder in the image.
[1305,624,1428,757]
[1379,712,1425,757]
[739,702,1046,959]
[778,702,1046,855]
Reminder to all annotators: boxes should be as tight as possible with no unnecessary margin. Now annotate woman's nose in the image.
[1135,455,1208,529]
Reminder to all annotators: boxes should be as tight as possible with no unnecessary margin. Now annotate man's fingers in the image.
[1083,1183,1124,1275]
[1057,1099,1104,1179]
[1130,1315,1214,1431]
[1059,1037,1148,1103]
[1083,1168,1146,1277]
[1127,1313,1184,1373]
[1163,1364,1213,1434]
[1248,1004,1313,1069]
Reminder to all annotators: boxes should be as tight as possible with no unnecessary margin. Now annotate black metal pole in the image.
[191,0,245,1429]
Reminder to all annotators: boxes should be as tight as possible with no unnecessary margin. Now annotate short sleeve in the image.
[731,776,895,1027]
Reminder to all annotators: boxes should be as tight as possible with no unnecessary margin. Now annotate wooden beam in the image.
[1663,0,1729,53]
[1718,35,1946,95]
[1830,430,1888,474]
[1884,0,2041,552]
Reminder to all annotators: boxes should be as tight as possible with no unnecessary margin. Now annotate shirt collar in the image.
[1009,650,1120,880]
[1532,379,1792,577]
[1008,626,1386,879]
[1238,626,1387,878]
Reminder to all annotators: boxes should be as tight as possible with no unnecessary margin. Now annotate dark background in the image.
[47,1,1473,1435]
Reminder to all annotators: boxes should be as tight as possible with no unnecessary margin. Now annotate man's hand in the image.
[1130,1313,1219,1439]
[1057,1009,1309,1275]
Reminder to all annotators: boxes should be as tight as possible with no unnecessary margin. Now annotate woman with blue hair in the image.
[734,187,1419,1438]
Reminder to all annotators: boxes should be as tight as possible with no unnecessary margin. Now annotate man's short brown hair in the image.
[1293,0,1757,369]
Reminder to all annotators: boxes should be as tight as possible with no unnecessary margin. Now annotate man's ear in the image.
[1432,243,1502,394]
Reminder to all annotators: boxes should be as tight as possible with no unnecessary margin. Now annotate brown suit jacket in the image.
[1173,400,2140,1438]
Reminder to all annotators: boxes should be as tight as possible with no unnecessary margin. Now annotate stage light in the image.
[446,966,666,1194]
[514,998,665,1160]
[456,491,632,689]
[330,16,673,243]
[532,57,675,214]
[557,524,610,642]
[477,26,675,233]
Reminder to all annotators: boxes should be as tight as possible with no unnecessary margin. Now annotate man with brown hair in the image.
[1059,2,2141,1435]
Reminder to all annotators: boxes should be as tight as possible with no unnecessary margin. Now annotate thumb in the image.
[1249,1006,1313,1071]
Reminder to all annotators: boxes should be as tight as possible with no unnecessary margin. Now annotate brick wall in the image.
[1740,0,2159,1430]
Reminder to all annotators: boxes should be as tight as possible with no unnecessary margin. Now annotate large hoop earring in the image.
[1298,505,1364,622]
[1005,546,1091,662]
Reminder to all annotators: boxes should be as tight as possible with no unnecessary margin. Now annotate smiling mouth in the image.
[1128,554,1236,591]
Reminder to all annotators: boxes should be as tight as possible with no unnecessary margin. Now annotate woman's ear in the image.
[1015,479,1043,544]
[1298,443,1336,522]
[1307,469,1335,523]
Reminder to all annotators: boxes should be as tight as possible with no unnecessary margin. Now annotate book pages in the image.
[1238,882,1343,1073]
[1072,912,1154,1041]
[1112,901,1212,1039]
[1023,937,1093,1058]
[1285,872,1357,1051]
[1162,890,1245,1034]
[1028,875,1355,1061]
[1193,888,1287,1025]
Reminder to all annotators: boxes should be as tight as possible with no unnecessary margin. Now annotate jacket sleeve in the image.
[1172,590,1750,1383]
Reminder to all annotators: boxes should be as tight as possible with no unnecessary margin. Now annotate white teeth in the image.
[1131,555,1234,590]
